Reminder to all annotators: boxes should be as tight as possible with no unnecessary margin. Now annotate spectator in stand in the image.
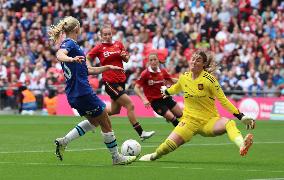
[263,78,278,97]
[152,28,165,49]
[248,77,263,97]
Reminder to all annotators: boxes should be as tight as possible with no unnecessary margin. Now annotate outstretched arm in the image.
[56,49,84,63]
[87,65,123,75]
[211,79,256,129]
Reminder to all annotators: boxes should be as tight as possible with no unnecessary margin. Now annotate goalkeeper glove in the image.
[160,86,170,98]
[234,112,256,130]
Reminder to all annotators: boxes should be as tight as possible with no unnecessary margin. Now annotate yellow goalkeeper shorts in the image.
[173,116,220,142]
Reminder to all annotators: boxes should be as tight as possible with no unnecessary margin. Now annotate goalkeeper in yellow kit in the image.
[139,50,256,161]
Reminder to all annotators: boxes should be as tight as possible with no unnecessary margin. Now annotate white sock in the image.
[64,120,95,144]
[101,131,119,157]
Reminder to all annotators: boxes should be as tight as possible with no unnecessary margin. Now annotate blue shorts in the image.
[67,93,106,117]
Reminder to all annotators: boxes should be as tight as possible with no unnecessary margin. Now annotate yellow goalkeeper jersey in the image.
[167,70,239,120]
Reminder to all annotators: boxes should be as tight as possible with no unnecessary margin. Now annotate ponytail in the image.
[48,16,80,43]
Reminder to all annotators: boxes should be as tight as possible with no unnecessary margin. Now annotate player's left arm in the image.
[211,78,256,129]
[88,65,123,75]
[119,41,129,62]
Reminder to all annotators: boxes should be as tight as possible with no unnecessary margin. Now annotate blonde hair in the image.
[48,16,80,42]
[193,50,218,74]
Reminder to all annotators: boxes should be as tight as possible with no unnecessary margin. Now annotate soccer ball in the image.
[121,139,141,156]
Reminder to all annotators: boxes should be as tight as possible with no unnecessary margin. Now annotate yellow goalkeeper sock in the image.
[225,120,244,148]
[155,139,178,157]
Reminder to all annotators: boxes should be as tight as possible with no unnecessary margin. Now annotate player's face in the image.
[101,28,112,43]
[149,55,159,69]
[190,55,204,72]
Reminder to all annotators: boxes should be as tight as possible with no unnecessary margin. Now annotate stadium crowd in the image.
[0,0,283,111]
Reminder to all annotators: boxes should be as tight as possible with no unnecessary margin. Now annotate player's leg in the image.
[54,119,97,160]
[140,116,198,161]
[204,117,253,156]
[116,94,155,141]
[152,98,180,127]
[163,111,180,127]
[105,82,155,140]
[107,99,121,115]
[54,95,99,161]
[166,97,183,125]
[87,109,136,165]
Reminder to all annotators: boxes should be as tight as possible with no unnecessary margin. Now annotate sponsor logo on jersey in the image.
[103,50,121,57]
[148,79,165,85]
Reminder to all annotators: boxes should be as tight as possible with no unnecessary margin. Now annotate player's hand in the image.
[160,86,169,98]
[120,50,128,57]
[107,65,123,71]
[241,115,256,130]
[71,56,85,63]
[143,99,151,109]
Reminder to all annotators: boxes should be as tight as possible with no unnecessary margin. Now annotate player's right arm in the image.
[86,44,100,66]
[164,75,183,95]
[134,73,150,108]
[56,49,84,63]
[88,65,123,75]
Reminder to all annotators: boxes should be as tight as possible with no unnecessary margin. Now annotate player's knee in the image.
[126,102,135,111]
[225,119,236,129]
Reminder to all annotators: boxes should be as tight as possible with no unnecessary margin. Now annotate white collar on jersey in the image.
[148,66,161,73]
[101,40,115,44]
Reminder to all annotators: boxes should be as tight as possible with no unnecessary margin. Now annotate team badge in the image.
[117,86,123,91]
[179,122,185,127]
[198,84,204,90]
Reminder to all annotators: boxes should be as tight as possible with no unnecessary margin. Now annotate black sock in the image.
[171,117,179,127]
[133,122,143,136]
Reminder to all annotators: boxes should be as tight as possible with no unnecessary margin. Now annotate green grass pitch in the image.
[0,115,284,180]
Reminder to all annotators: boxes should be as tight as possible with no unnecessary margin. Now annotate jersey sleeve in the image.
[136,71,147,86]
[167,74,183,95]
[118,41,126,51]
[210,77,239,114]
[60,40,73,52]
[162,69,172,80]
[87,45,100,59]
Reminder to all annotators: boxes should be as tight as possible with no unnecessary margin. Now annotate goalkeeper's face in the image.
[190,54,204,73]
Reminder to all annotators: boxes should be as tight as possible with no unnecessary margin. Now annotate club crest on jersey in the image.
[198,84,204,90]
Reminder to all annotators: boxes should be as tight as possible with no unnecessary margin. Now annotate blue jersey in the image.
[59,38,93,97]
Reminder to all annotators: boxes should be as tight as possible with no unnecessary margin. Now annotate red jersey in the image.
[136,67,172,102]
[87,41,126,83]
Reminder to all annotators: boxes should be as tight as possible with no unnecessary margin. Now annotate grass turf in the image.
[0,115,284,180]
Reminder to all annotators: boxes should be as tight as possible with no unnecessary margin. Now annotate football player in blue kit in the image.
[48,16,136,165]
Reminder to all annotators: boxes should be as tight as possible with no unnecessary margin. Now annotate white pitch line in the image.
[0,161,284,174]
[0,141,283,154]
[248,178,284,180]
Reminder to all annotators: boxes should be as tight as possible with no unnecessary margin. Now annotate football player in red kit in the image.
[134,53,183,127]
[87,24,155,141]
